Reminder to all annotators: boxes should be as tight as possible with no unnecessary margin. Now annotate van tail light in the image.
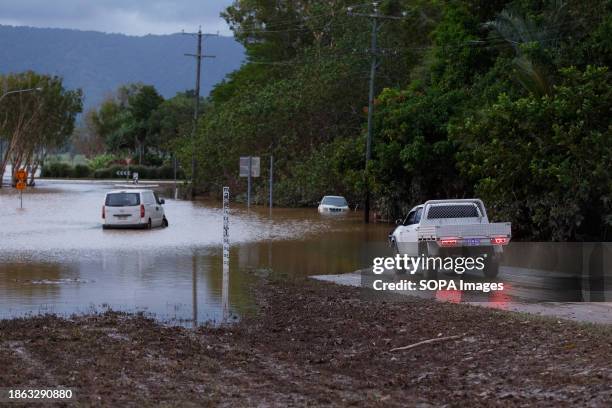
[491,236,510,245]
[140,204,145,218]
[102,206,105,219]
[439,237,459,247]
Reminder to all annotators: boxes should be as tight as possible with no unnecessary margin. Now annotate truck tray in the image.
[418,222,511,241]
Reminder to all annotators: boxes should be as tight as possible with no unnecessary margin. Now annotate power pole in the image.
[348,3,405,223]
[364,16,378,224]
[184,28,217,199]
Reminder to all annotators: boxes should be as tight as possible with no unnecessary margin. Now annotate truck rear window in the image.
[427,205,479,219]
[105,193,140,207]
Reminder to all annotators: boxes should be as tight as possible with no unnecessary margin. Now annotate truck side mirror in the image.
[160,199,165,205]
[395,218,402,225]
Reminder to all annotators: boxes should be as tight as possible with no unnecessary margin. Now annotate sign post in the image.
[15,169,27,209]
[247,156,252,209]
[173,155,178,200]
[239,156,260,209]
[125,158,132,182]
[222,187,230,321]
[269,155,273,215]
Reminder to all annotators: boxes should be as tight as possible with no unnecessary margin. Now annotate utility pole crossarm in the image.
[184,53,216,58]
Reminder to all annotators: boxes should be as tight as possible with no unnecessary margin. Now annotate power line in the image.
[230,2,375,31]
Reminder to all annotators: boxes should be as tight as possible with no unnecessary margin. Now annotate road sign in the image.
[15,169,27,181]
[239,156,260,177]
[116,170,131,176]
[16,181,26,190]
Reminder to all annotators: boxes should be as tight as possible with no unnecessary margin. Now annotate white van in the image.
[102,189,168,229]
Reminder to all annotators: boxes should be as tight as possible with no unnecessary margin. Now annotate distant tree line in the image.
[74,84,197,168]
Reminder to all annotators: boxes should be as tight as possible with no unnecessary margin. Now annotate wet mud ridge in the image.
[1,279,611,406]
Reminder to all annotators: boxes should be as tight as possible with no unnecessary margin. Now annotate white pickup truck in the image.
[389,199,511,278]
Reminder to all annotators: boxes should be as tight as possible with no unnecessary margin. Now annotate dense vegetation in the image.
[73,85,198,167]
[174,0,610,241]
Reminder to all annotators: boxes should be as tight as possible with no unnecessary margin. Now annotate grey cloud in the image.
[0,0,234,35]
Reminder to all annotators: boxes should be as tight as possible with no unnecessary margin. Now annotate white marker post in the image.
[222,187,230,321]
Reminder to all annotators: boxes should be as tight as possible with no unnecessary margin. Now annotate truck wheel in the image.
[421,242,438,279]
[424,262,438,280]
[391,239,406,274]
[483,256,500,278]
[147,219,152,230]
[162,217,169,227]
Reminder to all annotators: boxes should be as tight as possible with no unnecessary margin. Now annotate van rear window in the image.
[105,193,140,207]
[427,205,479,219]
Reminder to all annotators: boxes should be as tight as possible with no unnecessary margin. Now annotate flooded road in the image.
[2,181,610,326]
[0,181,390,325]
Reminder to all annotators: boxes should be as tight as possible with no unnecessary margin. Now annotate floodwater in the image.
[1,181,610,327]
[0,181,390,326]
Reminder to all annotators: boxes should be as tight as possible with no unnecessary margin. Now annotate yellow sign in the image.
[16,181,26,190]
[15,169,27,181]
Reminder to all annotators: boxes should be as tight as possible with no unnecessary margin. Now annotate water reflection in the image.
[361,242,612,303]
[0,181,388,326]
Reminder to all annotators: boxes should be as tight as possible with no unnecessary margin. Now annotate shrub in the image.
[42,162,73,178]
[88,154,117,171]
[73,164,91,178]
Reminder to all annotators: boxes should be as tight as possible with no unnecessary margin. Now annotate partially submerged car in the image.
[318,195,349,214]
[389,199,511,277]
[102,189,168,229]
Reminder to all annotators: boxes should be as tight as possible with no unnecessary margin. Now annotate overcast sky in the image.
[0,0,235,36]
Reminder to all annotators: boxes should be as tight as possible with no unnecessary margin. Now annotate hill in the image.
[0,25,245,109]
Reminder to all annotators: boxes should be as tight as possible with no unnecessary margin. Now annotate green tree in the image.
[451,66,612,241]
[0,71,82,186]
[127,85,164,164]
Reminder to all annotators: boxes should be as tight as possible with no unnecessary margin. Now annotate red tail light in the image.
[439,238,459,247]
[140,204,145,218]
[491,236,510,245]
[102,206,105,219]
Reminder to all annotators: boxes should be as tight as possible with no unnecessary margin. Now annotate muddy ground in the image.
[1,278,611,407]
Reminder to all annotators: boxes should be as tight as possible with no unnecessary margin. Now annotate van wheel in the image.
[162,217,169,227]
[147,219,152,230]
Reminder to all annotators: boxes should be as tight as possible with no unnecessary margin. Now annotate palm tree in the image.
[486,0,569,96]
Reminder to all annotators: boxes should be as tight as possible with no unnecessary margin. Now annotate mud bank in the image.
[1,279,611,406]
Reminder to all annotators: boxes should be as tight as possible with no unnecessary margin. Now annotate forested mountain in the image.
[0,25,244,108]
